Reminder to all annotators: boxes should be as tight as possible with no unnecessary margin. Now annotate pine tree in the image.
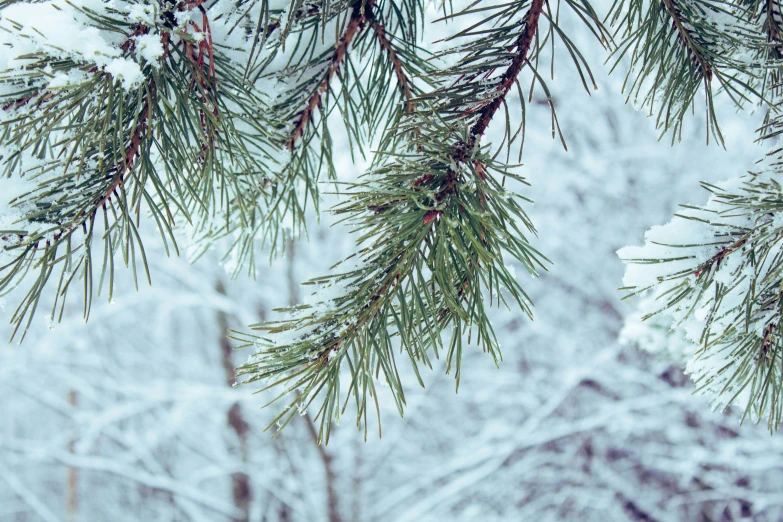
[0,0,780,442]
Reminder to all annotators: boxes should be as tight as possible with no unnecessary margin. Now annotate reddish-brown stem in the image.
[662,0,712,82]
[766,0,783,66]
[93,76,156,211]
[469,0,546,144]
[286,0,376,150]
[423,210,441,224]
[694,235,748,278]
[760,322,776,359]
[370,20,414,112]
[120,23,150,53]
[1,92,54,111]
[769,0,782,43]
[411,0,547,197]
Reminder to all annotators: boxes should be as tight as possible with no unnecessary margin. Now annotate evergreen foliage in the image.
[1,0,783,440]
[617,0,783,431]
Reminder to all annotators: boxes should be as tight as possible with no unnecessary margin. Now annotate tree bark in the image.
[66,390,78,522]
[216,280,252,522]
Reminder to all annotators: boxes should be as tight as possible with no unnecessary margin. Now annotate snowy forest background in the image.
[2,1,783,521]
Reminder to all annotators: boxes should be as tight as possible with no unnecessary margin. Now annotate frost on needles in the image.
[1,0,783,441]
[616,0,783,431]
[0,0,288,338]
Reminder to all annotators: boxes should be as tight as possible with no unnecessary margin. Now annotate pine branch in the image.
[469,0,545,143]
[619,157,783,430]
[608,0,765,143]
[285,0,375,150]
[0,0,280,337]
[238,0,611,442]
[661,0,713,82]
[236,146,545,443]
[369,19,415,110]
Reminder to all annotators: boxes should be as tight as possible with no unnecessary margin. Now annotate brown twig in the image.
[759,322,776,361]
[286,0,376,150]
[410,0,546,197]
[1,91,54,112]
[694,236,748,278]
[768,0,783,45]
[92,76,156,212]
[469,0,546,144]
[662,0,713,82]
[370,19,414,112]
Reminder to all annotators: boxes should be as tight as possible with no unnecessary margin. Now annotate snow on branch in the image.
[619,159,783,430]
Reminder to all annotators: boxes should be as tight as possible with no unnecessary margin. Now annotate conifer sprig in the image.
[0,0,279,338]
[238,0,608,441]
[608,0,767,144]
[616,1,783,431]
[619,158,783,430]
[236,134,546,443]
